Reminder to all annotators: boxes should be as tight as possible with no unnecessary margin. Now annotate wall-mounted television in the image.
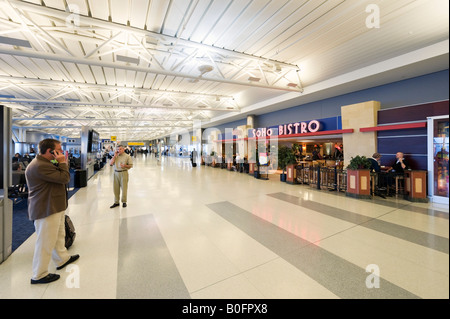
[88,130,100,153]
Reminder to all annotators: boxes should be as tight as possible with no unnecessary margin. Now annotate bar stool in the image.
[394,175,405,195]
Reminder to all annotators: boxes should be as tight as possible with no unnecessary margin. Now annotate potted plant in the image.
[346,155,371,170]
[346,155,372,198]
[278,145,297,182]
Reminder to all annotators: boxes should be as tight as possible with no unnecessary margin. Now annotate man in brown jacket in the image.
[25,139,79,284]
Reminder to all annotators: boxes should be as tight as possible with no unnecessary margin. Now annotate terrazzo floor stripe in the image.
[268,192,449,254]
[116,214,190,299]
[207,201,420,299]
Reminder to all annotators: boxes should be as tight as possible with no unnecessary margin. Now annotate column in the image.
[1,105,13,263]
[341,101,380,167]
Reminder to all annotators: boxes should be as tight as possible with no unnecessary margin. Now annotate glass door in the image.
[428,116,449,204]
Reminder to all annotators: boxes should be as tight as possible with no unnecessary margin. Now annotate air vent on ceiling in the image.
[0,36,31,48]
[198,65,213,75]
[116,54,140,65]
[248,77,261,82]
[0,94,15,98]
[145,36,159,46]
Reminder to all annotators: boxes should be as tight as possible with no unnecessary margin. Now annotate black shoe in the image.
[122,203,127,207]
[110,203,120,208]
[56,254,80,270]
[31,273,60,284]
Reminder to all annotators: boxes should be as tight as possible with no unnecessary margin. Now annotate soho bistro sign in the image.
[251,120,322,138]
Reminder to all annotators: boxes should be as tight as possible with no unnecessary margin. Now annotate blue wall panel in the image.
[253,70,448,129]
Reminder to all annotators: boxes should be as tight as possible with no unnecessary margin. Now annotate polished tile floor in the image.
[0,154,448,299]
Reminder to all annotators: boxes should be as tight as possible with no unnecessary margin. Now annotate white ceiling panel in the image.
[88,0,110,22]
[110,0,130,26]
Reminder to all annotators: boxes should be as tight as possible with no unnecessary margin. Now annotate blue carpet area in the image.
[11,169,81,252]
[12,199,34,252]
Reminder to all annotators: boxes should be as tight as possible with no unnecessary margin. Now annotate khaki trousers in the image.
[113,170,129,204]
[32,211,70,280]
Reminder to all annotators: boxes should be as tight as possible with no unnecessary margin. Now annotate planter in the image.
[286,164,297,184]
[404,170,429,202]
[346,169,371,199]
[249,163,256,175]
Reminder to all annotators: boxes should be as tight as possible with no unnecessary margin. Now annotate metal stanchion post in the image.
[316,165,321,190]
[330,166,338,191]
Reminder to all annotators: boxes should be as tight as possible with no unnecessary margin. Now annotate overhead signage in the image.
[251,120,322,138]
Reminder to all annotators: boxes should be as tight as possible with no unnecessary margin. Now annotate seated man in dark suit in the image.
[391,152,409,174]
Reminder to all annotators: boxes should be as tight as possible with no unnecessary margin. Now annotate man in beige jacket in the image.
[25,139,79,284]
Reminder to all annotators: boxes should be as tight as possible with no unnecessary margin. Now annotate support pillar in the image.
[1,105,13,263]
[341,101,380,167]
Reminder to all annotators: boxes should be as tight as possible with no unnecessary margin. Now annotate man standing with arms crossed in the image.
[110,144,133,208]
[26,138,80,284]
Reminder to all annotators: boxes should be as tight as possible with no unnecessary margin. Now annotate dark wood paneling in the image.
[378,101,449,125]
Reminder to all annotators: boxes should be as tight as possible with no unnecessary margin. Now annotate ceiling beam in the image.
[0,47,301,92]
[12,117,198,122]
[0,97,237,112]
[6,0,298,69]
[13,125,192,129]
[0,75,235,100]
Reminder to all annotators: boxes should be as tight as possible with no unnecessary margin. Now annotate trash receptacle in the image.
[74,169,87,188]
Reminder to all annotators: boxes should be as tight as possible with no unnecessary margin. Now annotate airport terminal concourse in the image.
[0,0,448,305]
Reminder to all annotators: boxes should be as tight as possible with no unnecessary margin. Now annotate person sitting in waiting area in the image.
[391,152,409,174]
[368,153,382,172]
[368,153,388,197]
